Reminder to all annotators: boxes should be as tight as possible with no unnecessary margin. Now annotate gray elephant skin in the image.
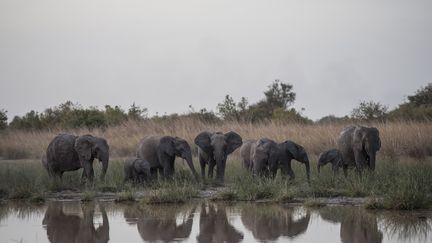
[317,148,344,174]
[136,135,199,181]
[337,125,381,174]
[123,157,151,183]
[241,139,310,180]
[194,131,243,184]
[44,134,109,183]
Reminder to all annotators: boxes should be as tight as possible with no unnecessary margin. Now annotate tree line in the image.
[1,81,431,130]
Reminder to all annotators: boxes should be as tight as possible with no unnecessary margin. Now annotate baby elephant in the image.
[317,149,344,175]
[124,158,151,183]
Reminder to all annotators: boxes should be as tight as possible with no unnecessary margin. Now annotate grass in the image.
[115,190,137,202]
[0,156,431,209]
[1,120,432,160]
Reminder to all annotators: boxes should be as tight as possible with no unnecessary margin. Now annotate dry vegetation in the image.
[1,118,432,160]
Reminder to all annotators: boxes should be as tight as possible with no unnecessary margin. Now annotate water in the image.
[0,201,431,243]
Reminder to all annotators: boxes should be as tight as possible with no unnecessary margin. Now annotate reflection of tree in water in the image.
[378,211,432,242]
[318,206,382,243]
[42,202,109,243]
[123,203,196,242]
[197,203,244,243]
[240,203,310,241]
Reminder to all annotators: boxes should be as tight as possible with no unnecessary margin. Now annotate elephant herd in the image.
[42,125,381,185]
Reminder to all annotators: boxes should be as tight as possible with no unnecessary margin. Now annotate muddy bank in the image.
[36,187,371,206]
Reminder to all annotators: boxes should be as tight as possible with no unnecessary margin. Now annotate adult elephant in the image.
[241,138,310,181]
[44,134,109,183]
[194,131,243,184]
[136,135,199,181]
[337,125,381,175]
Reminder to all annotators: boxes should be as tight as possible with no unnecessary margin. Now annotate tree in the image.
[351,100,388,120]
[128,103,148,120]
[0,109,7,130]
[217,95,239,120]
[407,83,432,106]
[263,79,296,111]
[105,105,127,125]
[9,110,43,130]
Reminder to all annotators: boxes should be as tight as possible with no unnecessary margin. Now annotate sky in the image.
[1,0,431,121]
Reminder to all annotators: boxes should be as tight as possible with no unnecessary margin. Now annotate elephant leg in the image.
[150,168,158,180]
[82,161,94,184]
[163,165,173,180]
[343,165,348,177]
[354,151,366,177]
[286,162,295,180]
[158,167,164,178]
[199,156,206,179]
[208,160,216,179]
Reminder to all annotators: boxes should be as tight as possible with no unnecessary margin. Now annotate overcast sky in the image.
[1,0,431,121]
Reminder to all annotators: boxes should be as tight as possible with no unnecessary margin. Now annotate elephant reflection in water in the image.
[241,204,310,241]
[42,202,109,243]
[197,203,244,243]
[123,204,195,242]
[319,207,383,243]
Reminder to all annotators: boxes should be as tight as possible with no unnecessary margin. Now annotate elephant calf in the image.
[124,157,151,183]
[317,149,344,174]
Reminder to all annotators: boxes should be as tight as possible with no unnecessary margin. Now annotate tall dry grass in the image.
[0,118,431,160]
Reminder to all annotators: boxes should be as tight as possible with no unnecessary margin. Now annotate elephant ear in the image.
[282,140,299,159]
[160,136,176,157]
[225,131,243,154]
[194,131,213,155]
[75,135,94,161]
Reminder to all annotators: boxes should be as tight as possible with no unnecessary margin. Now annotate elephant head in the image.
[278,140,310,181]
[354,127,381,171]
[160,136,199,180]
[194,131,243,183]
[252,138,281,177]
[134,159,150,179]
[317,149,343,174]
[74,135,110,181]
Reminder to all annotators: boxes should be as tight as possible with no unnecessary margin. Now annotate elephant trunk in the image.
[317,163,321,174]
[305,159,311,182]
[368,152,376,171]
[184,153,199,182]
[100,156,109,180]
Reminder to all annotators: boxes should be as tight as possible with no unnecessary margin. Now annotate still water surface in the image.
[0,201,430,243]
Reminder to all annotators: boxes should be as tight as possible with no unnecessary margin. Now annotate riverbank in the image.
[1,158,431,209]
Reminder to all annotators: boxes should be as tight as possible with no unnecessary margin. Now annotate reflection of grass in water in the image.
[379,212,432,242]
[0,203,45,223]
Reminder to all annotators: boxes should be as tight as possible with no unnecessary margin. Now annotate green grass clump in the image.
[29,193,45,204]
[116,190,137,202]
[143,180,199,204]
[210,190,238,201]
[81,191,96,202]
[9,187,33,200]
[304,198,326,208]
[231,174,279,200]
